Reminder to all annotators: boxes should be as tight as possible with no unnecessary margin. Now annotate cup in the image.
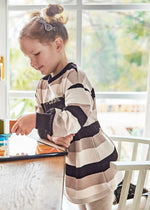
[9,120,17,133]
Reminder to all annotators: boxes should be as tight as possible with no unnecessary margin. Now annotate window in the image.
[1,0,150,137]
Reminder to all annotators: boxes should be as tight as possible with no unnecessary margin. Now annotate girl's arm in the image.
[47,133,74,148]
[11,113,74,148]
[11,113,36,135]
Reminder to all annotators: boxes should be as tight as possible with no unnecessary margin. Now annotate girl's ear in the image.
[55,37,63,52]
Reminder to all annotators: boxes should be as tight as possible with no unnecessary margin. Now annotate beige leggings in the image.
[77,191,113,210]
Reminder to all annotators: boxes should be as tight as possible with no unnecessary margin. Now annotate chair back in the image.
[110,136,150,210]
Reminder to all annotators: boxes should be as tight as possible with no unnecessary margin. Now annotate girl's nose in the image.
[30,59,37,69]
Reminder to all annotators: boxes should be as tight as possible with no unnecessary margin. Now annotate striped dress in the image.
[35,62,120,204]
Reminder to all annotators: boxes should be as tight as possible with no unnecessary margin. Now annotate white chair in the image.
[110,136,150,210]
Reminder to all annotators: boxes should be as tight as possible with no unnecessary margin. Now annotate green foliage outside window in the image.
[10,98,35,119]
[10,48,41,91]
[82,10,150,91]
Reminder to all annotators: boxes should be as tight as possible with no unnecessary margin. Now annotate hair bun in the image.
[46,4,64,17]
[30,11,41,19]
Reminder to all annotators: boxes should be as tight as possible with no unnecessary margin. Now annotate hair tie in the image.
[38,17,55,32]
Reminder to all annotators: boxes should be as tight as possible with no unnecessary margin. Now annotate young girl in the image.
[12,4,121,210]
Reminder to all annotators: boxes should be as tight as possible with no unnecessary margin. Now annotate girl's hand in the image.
[11,113,36,135]
[47,133,74,148]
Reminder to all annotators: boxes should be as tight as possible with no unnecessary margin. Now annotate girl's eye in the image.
[34,52,40,56]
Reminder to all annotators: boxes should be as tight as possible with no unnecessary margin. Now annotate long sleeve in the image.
[36,68,95,137]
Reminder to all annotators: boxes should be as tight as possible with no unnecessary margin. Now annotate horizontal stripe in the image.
[65,167,117,190]
[64,105,87,127]
[68,84,95,100]
[68,83,90,92]
[65,88,93,108]
[67,140,115,167]
[66,148,118,179]
[65,177,118,203]
[73,121,100,142]
[68,131,105,153]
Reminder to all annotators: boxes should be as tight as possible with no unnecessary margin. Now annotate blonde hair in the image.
[19,4,68,44]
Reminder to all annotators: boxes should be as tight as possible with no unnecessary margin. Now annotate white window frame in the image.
[1,0,150,137]
[0,0,8,120]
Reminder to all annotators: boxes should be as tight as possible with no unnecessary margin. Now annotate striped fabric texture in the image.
[35,63,120,204]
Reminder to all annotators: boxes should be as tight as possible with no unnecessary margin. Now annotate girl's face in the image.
[20,38,66,76]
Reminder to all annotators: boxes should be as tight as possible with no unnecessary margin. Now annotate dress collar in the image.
[47,62,77,84]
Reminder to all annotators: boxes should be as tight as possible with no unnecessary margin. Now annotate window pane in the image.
[96,98,145,137]
[9,10,76,91]
[82,10,150,92]
[8,0,76,5]
[9,98,35,119]
[83,0,150,4]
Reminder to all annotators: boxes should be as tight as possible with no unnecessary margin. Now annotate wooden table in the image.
[0,156,65,210]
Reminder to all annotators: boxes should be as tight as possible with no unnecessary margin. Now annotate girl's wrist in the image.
[31,113,36,128]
